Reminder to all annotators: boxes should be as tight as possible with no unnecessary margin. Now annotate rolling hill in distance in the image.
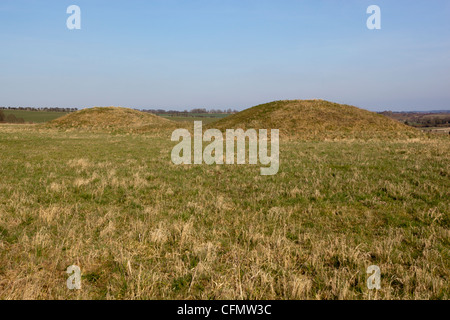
[209,100,420,140]
[44,107,177,133]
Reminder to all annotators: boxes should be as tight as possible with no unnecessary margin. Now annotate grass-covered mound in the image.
[45,107,176,133]
[210,100,420,140]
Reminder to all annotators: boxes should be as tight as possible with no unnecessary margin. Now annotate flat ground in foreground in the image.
[0,125,448,299]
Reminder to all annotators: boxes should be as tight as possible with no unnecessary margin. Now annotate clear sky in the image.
[0,0,449,111]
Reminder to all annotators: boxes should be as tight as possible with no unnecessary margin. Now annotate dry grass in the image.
[0,119,448,300]
[210,100,420,140]
[44,107,177,133]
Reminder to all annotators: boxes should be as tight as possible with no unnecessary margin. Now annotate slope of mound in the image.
[210,100,420,140]
[46,107,176,132]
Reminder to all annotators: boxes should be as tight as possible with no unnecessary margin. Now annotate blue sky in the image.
[0,0,449,111]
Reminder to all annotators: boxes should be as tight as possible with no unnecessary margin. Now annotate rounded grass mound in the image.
[45,107,176,133]
[210,100,420,140]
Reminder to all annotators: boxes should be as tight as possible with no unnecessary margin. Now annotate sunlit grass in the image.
[0,125,448,299]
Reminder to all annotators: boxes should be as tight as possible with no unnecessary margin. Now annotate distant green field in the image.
[2,110,68,123]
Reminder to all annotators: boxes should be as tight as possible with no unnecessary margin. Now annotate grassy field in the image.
[0,110,228,125]
[0,124,448,299]
[1,110,69,123]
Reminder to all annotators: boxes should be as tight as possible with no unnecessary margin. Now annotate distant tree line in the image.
[381,111,450,128]
[139,108,239,115]
[0,107,78,112]
[0,106,237,114]
[410,117,450,127]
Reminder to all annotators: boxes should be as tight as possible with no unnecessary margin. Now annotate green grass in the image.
[0,124,448,300]
[2,110,69,123]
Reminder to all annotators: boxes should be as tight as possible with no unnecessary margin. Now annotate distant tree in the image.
[6,114,17,123]
[191,108,207,114]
